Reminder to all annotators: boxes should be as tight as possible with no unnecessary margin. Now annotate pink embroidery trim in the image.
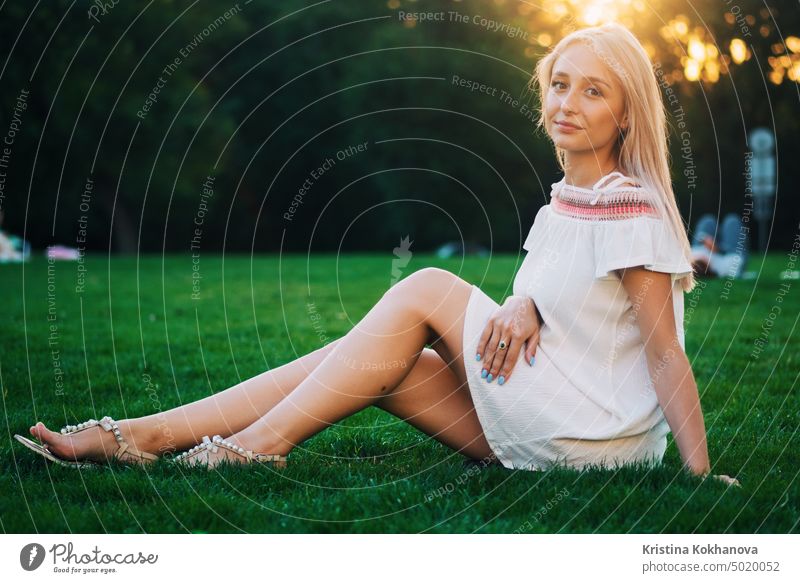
[550,179,660,222]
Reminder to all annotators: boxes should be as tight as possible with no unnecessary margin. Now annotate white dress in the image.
[461,171,694,471]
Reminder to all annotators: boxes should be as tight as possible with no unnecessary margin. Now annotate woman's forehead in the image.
[553,44,612,79]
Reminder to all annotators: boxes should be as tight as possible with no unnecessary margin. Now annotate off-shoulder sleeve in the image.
[592,215,693,284]
[522,205,548,252]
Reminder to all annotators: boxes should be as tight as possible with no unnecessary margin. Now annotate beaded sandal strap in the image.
[252,453,288,467]
[174,435,287,467]
[60,416,158,462]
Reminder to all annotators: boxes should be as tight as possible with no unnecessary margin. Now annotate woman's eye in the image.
[551,80,566,89]
[587,87,602,97]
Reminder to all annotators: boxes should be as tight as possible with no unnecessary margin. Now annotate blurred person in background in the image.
[0,209,26,262]
[690,213,750,278]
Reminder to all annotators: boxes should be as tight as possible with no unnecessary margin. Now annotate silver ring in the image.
[498,340,507,351]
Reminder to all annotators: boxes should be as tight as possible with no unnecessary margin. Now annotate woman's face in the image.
[544,42,627,155]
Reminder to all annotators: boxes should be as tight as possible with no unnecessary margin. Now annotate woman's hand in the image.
[702,472,742,487]
[693,467,741,487]
[475,295,541,385]
[713,475,741,487]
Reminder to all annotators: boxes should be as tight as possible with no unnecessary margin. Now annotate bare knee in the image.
[387,266,448,291]
[384,267,457,312]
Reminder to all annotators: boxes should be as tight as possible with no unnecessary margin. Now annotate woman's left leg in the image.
[374,348,496,462]
[222,267,476,460]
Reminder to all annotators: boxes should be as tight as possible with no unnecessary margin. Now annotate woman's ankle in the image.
[230,430,294,457]
[123,417,174,456]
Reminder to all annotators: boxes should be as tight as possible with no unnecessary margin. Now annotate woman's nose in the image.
[560,92,578,113]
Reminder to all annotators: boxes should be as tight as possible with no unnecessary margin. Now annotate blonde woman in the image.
[17,23,739,486]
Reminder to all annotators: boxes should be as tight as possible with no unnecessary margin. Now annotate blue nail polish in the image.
[530,356,536,366]
[498,376,505,386]
[481,368,488,378]
[487,373,493,382]
[475,353,481,361]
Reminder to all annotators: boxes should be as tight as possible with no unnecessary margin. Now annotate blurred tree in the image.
[0,0,797,253]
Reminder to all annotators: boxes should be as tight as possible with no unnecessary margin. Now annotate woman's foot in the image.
[175,434,289,469]
[28,419,160,466]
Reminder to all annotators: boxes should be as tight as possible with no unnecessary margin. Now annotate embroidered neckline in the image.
[549,171,659,222]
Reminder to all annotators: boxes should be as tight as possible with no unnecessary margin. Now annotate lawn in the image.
[1,253,797,533]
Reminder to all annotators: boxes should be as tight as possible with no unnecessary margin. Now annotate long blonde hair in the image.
[529,22,697,293]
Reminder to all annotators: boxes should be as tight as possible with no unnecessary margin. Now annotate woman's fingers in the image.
[475,320,495,363]
[482,330,538,383]
[525,332,540,366]
[496,338,524,385]
[485,334,518,385]
[713,474,741,487]
[484,331,506,383]
[479,326,501,381]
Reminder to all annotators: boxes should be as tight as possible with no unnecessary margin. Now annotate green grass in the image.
[1,254,797,533]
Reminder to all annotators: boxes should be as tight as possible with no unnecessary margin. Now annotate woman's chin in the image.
[552,139,586,152]
[550,132,582,146]
[551,138,606,154]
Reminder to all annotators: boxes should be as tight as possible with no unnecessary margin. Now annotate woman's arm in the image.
[616,266,740,486]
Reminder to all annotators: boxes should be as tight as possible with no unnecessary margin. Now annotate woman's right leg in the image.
[29,337,345,461]
[130,338,351,455]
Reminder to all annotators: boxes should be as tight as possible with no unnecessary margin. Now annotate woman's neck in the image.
[561,153,620,189]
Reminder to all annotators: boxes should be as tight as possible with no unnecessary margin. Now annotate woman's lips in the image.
[554,121,581,132]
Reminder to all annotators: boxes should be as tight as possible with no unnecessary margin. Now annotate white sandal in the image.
[14,416,160,469]
[172,435,288,469]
